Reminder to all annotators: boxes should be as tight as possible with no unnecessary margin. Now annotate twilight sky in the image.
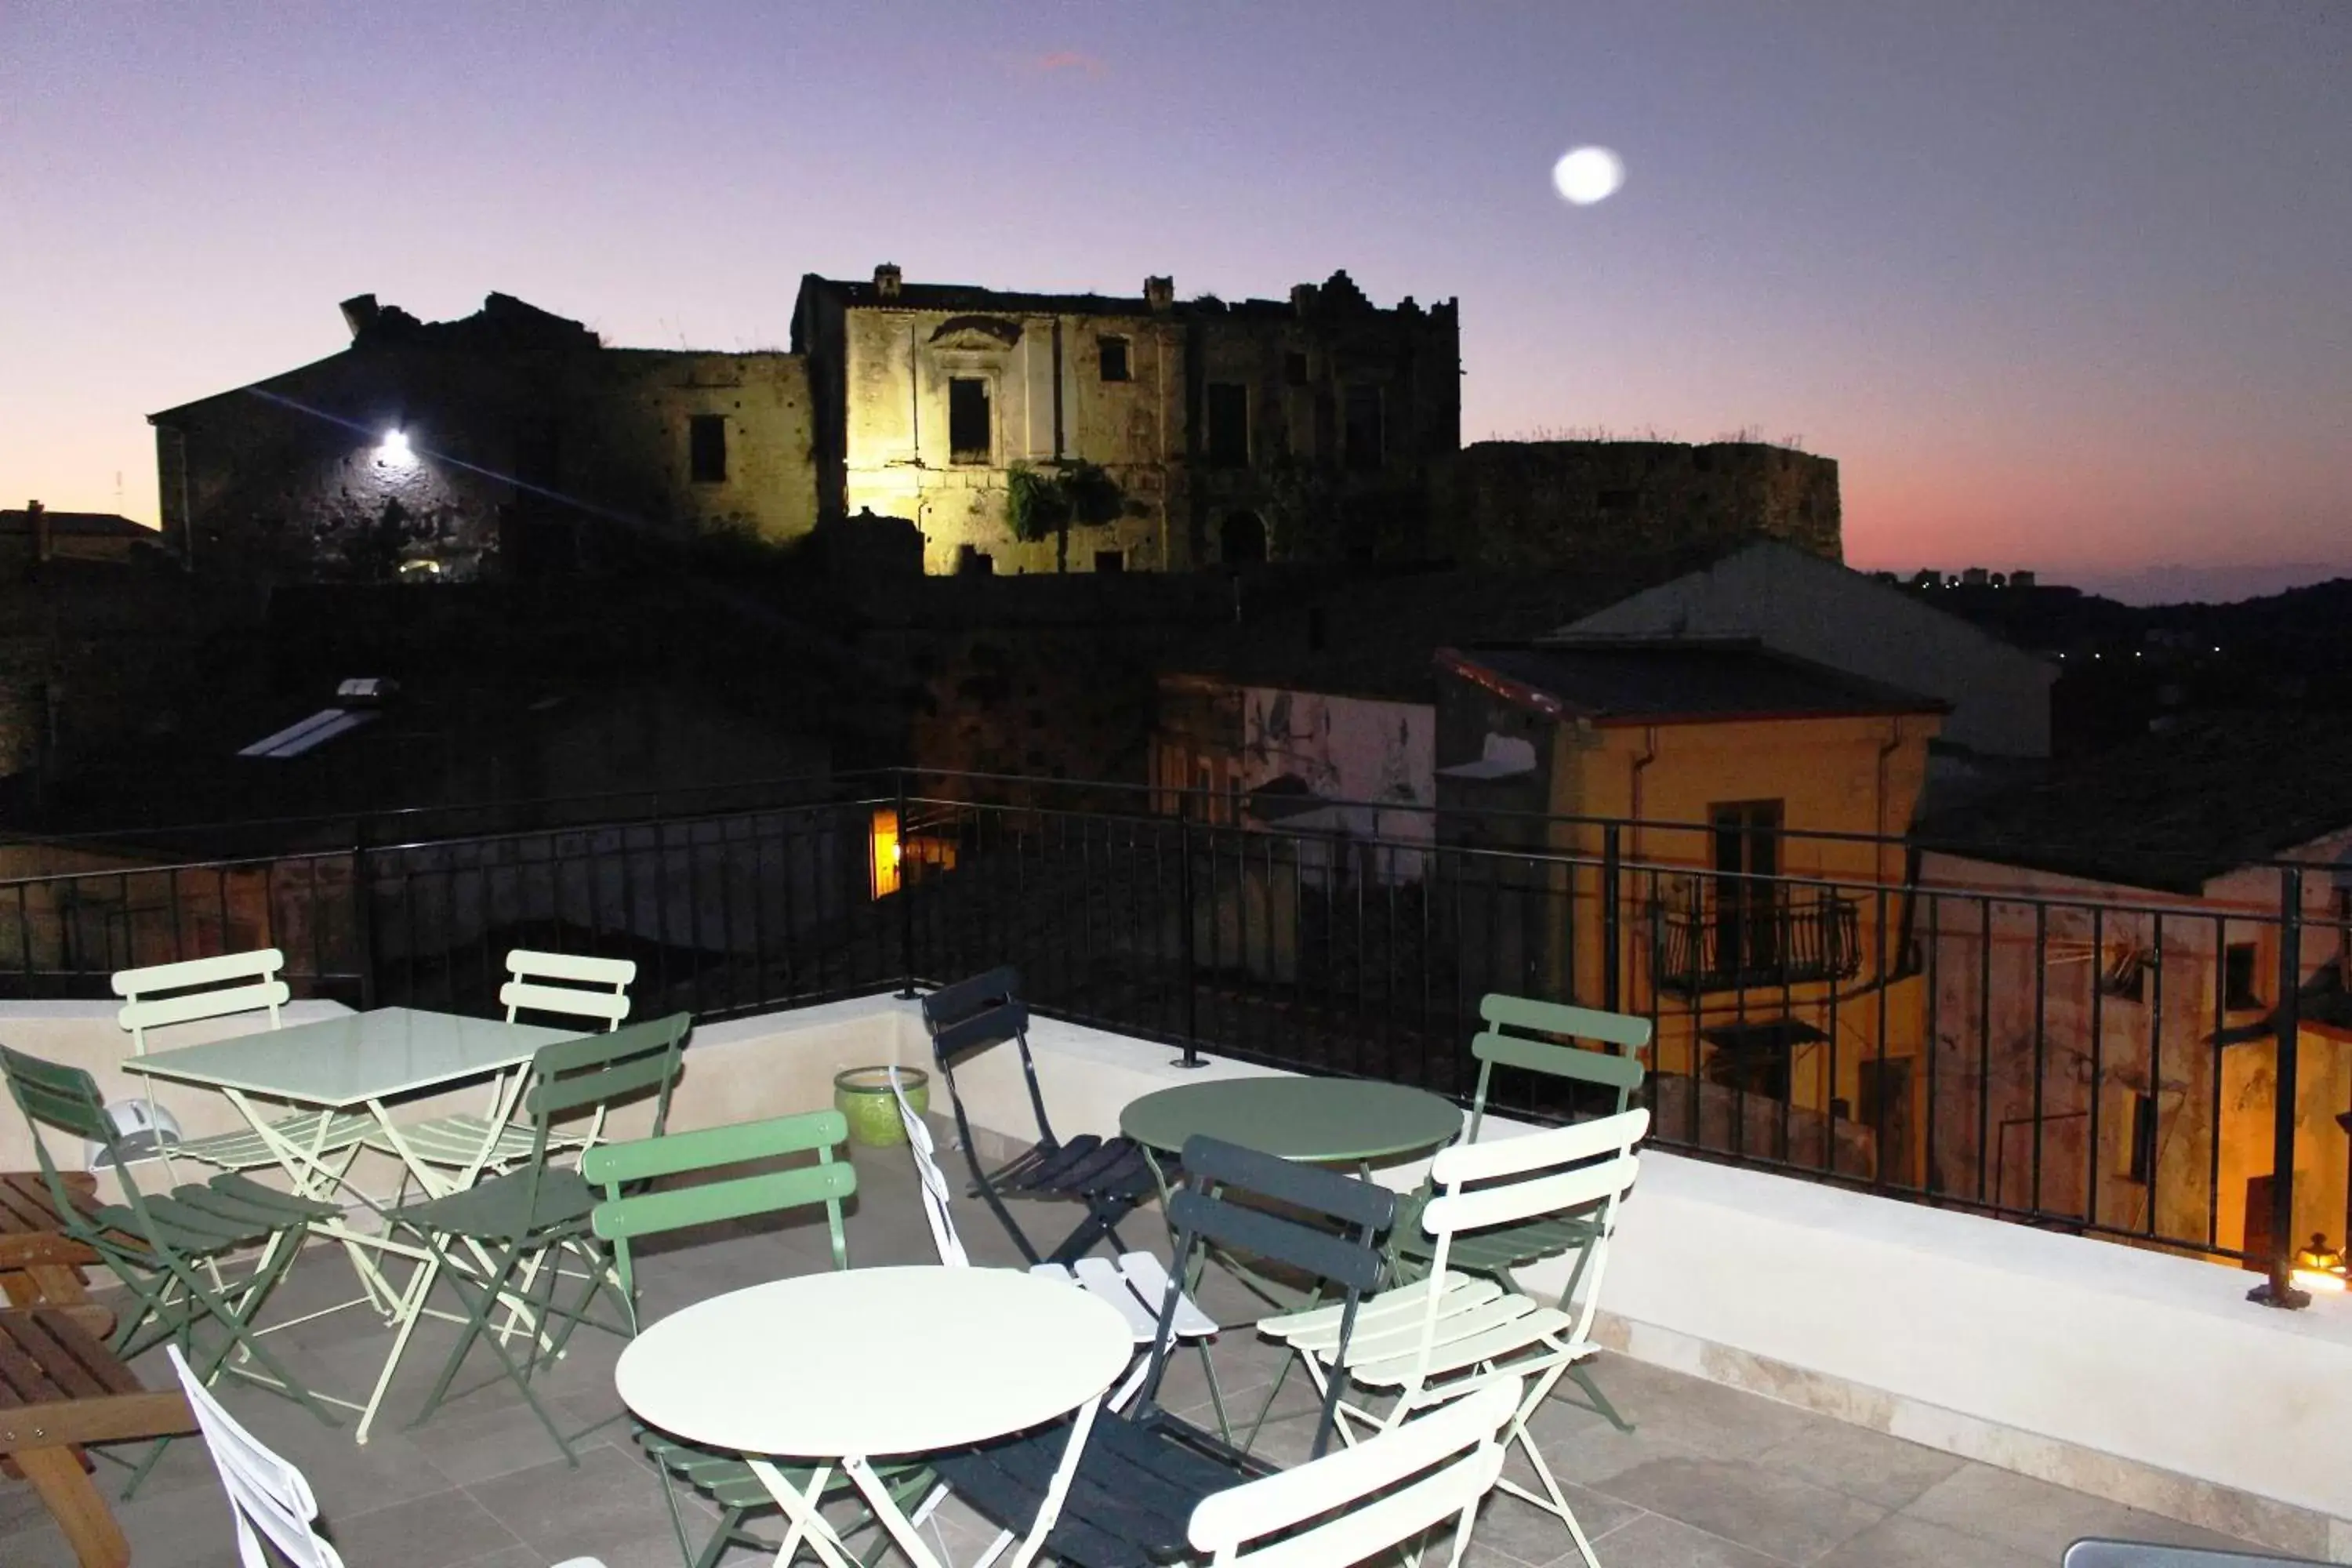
[3,1,2346,600]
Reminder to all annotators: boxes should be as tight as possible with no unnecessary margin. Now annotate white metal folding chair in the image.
[365,949,638,1178]
[168,1344,608,1568]
[1259,1107,1649,1568]
[891,1066,1218,1412]
[1185,1377,1520,1568]
[114,949,373,1186]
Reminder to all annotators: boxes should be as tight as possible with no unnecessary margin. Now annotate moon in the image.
[1553,146,1626,206]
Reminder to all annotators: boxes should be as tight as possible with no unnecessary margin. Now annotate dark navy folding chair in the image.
[929,1133,1397,1568]
[920,967,1161,1268]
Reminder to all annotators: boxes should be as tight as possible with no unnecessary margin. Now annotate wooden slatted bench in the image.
[0,1171,105,1310]
[0,1308,193,1568]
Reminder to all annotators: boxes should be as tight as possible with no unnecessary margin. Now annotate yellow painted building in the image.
[1435,638,1946,1184]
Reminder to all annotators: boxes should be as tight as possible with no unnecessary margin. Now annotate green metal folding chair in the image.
[1392,993,1650,1432]
[0,1042,343,1493]
[385,1012,689,1461]
[584,1111,941,1568]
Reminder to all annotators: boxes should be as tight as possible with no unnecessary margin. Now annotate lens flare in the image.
[1553,146,1626,206]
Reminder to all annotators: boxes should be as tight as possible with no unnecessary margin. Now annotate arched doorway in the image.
[1221,510,1267,564]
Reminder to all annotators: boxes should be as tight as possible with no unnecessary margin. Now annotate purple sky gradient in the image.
[4,2,2345,598]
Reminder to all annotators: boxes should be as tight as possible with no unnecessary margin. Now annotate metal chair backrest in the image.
[113,949,289,1055]
[1185,1377,1519,1567]
[920,967,1060,1151]
[500,1013,688,1221]
[583,1109,856,1319]
[502,949,636,1033]
[891,1067,968,1267]
[0,1043,160,1238]
[2063,1544,2329,1567]
[1135,1134,1396,1459]
[1468,994,1649,1139]
[167,1343,346,1568]
[1411,1107,1648,1398]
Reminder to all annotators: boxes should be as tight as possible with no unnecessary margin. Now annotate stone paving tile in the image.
[1577,1450,1889,1563]
[1814,1512,2048,1568]
[1748,1406,1969,1512]
[1904,1460,2267,1563]
[1543,1507,1792,1566]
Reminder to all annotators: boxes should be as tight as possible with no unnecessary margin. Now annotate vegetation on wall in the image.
[1007,459,1126,572]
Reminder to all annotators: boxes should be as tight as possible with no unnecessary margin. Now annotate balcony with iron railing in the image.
[1650,883,1866,995]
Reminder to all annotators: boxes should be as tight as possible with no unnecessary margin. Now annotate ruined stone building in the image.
[790,266,1461,575]
[150,293,818,583]
[147,271,1845,583]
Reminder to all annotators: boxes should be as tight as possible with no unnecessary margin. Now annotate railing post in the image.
[1601,823,1622,1013]
[351,818,377,1011]
[1176,788,1202,1069]
[895,771,917,999]
[2250,864,2307,1308]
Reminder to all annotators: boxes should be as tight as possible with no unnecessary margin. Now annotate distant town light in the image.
[376,429,415,466]
[1552,146,1626,206]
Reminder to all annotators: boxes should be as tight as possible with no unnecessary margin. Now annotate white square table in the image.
[121,1004,580,1439]
[616,1265,1134,1568]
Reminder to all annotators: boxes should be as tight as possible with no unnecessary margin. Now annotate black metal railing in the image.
[0,768,2343,1309]
[1651,886,1864,994]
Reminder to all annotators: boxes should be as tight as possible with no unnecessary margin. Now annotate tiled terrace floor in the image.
[1,1124,2278,1568]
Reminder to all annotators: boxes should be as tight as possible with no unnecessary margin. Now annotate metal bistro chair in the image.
[385,1013,688,1461]
[1394,993,1650,1432]
[114,950,374,1188]
[365,949,640,1181]
[1262,1106,1649,1568]
[0,1044,341,1495]
[167,1345,610,1568]
[920,967,1160,1268]
[928,1133,1396,1568]
[584,1111,943,1568]
[1185,1377,1521,1568]
[889,1067,1224,1428]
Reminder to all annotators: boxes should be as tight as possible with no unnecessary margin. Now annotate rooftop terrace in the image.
[2,993,2344,1566]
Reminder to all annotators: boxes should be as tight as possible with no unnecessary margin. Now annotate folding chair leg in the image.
[1194,1338,1232,1443]
[1564,1359,1635,1433]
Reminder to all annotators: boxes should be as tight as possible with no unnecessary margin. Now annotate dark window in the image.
[2125,1093,2157,1185]
[688,416,727,484]
[1205,383,1248,467]
[1099,336,1131,383]
[949,378,992,465]
[1221,510,1267,564]
[1711,801,1784,978]
[2223,942,2262,1011]
[1597,488,1639,514]
[1342,384,1384,470]
[1283,351,1309,387]
[1094,549,1125,573]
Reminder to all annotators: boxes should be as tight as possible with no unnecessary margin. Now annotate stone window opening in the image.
[2223,941,2263,1012]
[1283,351,1309,387]
[2122,1092,2158,1185]
[1342,383,1384,470]
[1094,548,1125,572]
[949,378,993,466]
[688,416,727,484]
[1099,336,1131,383]
[1205,383,1249,467]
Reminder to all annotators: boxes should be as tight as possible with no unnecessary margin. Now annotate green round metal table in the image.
[1120,1076,1462,1166]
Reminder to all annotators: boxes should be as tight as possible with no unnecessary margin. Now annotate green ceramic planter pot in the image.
[833,1065,928,1148]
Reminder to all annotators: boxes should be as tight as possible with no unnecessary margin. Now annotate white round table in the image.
[616,1265,1134,1568]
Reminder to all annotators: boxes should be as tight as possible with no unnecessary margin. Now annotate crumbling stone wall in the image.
[154,296,818,583]
[1435,441,1842,568]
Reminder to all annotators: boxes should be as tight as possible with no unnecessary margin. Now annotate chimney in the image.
[339,293,381,339]
[873,263,903,299]
[1144,275,1174,313]
[1290,283,1319,315]
[27,500,50,564]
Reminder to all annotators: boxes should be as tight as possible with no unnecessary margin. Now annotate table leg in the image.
[16,1443,129,1568]
[746,1458,858,1568]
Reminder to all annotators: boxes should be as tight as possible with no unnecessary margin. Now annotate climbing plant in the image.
[1006,459,1126,571]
